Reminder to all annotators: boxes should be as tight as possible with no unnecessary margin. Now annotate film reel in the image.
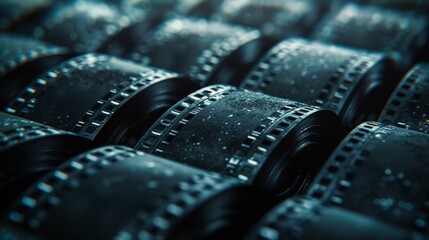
[313,3,429,69]
[241,38,397,129]
[243,197,424,240]
[6,53,198,146]
[0,33,71,108]
[0,112,92,207]
[127,17,274,86]
[379,63,429,134]
[137,85,341,196]
[307,122,429,232]
[6,146,271,240]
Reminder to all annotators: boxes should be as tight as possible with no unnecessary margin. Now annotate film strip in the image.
[7,145,266,239]
[308,122,429,232]
[137,85,340,195]
[127,17,272,86]
[379,63,429,134]
[6,53,197,145]
[241,38,397,129]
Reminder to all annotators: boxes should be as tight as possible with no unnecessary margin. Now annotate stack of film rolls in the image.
[0,0,428,239]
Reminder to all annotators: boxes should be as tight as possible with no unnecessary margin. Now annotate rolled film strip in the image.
[307,122,429,232]
[243,197,424,240]
[6,146,270,240]
[127,17,274,86]
[11,1,146,53]
[213,0,324,40]
[240,38,397,129]
[379,63,429,134]
[0,112,92,207]
[6,53,198,146]
[312,3,429,69]
[136,85,341,196]
[0,33,71,108]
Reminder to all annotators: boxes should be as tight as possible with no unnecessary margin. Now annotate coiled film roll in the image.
[137,85,341,196]
[11,1,146,53]
[379,63,429,134]
[241,38,397,129]
[6,146,270,240]
[6,53,198,146]
[307,122,429,232]
[243,197,424,240]
[127,17,274,86]
[213,0,324,40]
[0,33,71,108]
[313,3,429,69]
[0,112,92,207]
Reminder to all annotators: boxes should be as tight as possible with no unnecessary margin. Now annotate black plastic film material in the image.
[6,53,198,146]
[243,197,424,240]
[307,122,429,232]
[313,3,429,69]
[137,85,341,196]
[379,63,429,134]
[12,1,146,53]
[0,0,52,30]
[0,33,71,108]
[127,17,274,86]
[0,112,92,207]
[6,146,268,240]
[241,38,397,129]
[213,0,324,40]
